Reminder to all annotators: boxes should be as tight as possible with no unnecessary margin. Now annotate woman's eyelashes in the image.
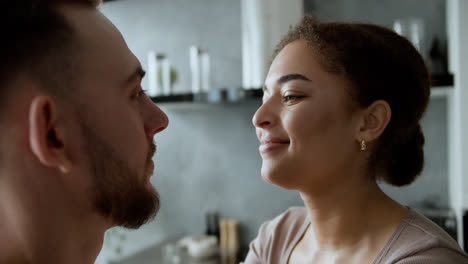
[283,94,305,103]
[261,87,306,104]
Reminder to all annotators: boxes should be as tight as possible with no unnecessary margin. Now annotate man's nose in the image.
[145,100,169,138]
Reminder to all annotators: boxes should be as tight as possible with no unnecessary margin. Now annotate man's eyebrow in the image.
[263,73,311,92]
[125,66,146,84]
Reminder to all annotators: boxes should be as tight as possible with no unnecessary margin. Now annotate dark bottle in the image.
[205,211,220,241]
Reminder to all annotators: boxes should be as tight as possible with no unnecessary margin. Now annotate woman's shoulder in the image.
[265,206,309,229]
[377,208,468,263]
[400,208,463,251]
[244,207,309,264]
[256,206,309,242]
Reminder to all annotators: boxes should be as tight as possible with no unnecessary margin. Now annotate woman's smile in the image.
[259,138,290,154]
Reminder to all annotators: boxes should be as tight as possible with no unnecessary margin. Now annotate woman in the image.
[245,15,468,264]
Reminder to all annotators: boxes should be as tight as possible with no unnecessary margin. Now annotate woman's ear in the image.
[29,96,72,173]
[357,100,392,142]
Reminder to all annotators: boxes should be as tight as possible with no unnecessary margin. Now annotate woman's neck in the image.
[299,179,407,252]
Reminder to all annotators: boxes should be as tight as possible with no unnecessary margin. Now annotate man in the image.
[0,0,169,263]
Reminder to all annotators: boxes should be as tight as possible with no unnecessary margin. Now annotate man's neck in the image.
[0,172,109,264]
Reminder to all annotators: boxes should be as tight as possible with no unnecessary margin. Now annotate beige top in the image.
[244,207,468,264]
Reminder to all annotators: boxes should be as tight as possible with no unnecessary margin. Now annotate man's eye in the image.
[132,87,147,100]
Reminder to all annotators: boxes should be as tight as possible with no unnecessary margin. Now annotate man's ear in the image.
[357,100,392,143]
[29,96,72,173]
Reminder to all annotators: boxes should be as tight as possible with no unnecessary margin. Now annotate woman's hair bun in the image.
[377,124,425,186]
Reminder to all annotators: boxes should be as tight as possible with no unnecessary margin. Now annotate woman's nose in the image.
[252,100,274,129]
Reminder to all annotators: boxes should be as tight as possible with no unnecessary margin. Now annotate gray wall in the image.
[97,0,449,263]
[304,0,447,62]
[101,0,242,94]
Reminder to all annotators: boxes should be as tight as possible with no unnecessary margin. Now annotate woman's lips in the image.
[259,139,290,153]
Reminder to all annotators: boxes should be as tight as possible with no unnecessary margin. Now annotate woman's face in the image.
[252,40,363,192]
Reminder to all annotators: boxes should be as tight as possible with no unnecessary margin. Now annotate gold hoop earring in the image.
[360,139,367,151]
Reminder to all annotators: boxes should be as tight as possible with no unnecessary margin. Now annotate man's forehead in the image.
[58,3,140,85]
[58,3,115,40]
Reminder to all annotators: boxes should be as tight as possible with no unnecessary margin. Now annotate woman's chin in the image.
[261,169,298,191]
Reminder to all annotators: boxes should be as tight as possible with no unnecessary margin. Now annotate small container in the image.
[206,89,223,103]
[190,46,201,94]
[147,50,162,97]
[200,50,211,92]
[219,219,239,264]
[226,87,243,103]
[393,17,425,53]
[205,211,220,239]
[162,243,182,264]
[190,46,212,94]
[161,55,172,96]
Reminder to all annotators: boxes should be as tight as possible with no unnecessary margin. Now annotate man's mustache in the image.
[147,141,156,162]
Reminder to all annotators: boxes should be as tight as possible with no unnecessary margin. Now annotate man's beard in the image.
[80,120,160,229]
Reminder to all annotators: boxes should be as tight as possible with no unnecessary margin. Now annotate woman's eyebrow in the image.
[263,73,312,92]
[276,73,311,85]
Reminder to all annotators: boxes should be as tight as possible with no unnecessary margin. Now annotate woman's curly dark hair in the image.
[273,15,430,186]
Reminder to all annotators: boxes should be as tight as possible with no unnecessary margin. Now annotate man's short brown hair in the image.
[0,0,102,107]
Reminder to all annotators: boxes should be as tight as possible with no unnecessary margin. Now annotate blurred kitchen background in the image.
[95,0,468,263]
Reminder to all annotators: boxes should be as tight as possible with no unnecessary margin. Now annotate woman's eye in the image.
[283,95,303,102]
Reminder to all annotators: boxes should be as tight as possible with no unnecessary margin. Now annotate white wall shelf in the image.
[447,0,468,249]
[430,86,453,99]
